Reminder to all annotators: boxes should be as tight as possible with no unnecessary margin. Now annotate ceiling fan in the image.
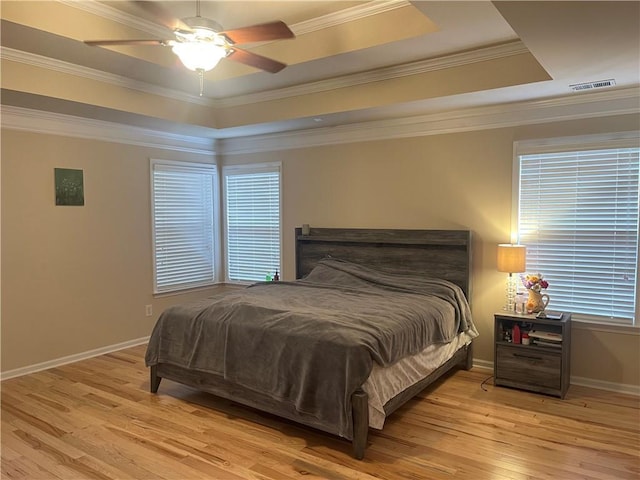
[84,1,295,94]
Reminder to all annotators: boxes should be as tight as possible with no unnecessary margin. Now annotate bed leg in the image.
[352,389,369,460]
[464,342,474,370]
[150,365,162,393]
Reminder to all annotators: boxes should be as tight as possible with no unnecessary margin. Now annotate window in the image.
[515,134,640,326]
[151,160,217,293]
[223,163,281,283]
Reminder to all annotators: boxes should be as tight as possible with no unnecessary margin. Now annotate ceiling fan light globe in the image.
[172,42,227,71]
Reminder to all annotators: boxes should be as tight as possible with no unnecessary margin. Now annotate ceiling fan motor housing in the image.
[180,16,223,34]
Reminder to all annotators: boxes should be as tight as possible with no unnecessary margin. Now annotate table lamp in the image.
[497,244,526,311]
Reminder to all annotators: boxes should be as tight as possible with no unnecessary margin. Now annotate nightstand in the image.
[494,311,572,398]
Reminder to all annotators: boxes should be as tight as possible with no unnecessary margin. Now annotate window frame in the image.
[222,162,283,284]
[513,132,640,329]
[150,158,220,294]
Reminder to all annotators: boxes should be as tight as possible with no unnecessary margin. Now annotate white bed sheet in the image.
[363,329,478,429]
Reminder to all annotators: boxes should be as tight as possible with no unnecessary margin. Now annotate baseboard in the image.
[472,359,494,371]
[3,346,639,397]
[472,359,639,396]
[0,336,150,381]
[571,375,640,396]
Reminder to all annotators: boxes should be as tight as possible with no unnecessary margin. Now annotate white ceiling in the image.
[1,1,638,140]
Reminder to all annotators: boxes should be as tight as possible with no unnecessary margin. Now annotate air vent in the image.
[570,79,616,92]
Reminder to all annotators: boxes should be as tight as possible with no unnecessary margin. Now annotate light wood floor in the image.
[1,344,638,480]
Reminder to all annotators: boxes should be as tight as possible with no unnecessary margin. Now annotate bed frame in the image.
[150,228,473,459]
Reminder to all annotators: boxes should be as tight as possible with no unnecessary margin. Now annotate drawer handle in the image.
[513,353,543,361]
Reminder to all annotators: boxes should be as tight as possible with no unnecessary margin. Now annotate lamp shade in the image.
[172,42,226,71]
[497,244,526,273]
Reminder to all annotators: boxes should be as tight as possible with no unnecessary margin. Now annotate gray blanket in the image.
[145,258,473,439]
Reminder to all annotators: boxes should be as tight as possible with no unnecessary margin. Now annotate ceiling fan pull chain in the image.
[198,69,205,96]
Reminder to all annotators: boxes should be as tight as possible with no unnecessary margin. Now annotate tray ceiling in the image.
[1,1,638,139]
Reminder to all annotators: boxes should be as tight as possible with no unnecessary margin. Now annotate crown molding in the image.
[59,0,170,38]
[0,47,214,108]
[53,0,412,102]
[59,0,409,39]
[219,86,640,154]
[292,0,410,36]
[1,38,527,109]
[216,41,529,108]
[1,105,216,155]
[2,87,637,157]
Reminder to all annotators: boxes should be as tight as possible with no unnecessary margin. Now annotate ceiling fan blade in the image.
[227,48,287,73]
[84,39,167,46]
[220,21,294,45]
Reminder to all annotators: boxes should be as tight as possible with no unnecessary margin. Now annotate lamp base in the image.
[503,274,517,312]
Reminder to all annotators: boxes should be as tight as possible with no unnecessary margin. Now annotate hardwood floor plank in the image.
[62,426,161,480]
[69,424,204,480]
[178,455,259,480]
[1,397,69,438]
[393,394,637,479]
[1,455,60,480]
[2,428,97,480]
[1,345,638,480]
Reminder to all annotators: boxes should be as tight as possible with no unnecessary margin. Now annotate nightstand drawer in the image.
[496,345,561,390]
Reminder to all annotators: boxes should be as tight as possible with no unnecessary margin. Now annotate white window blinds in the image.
[224,164,281,283]
[151,160,216,293]
[518,145,639,325]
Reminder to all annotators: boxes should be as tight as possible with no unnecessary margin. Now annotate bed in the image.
[145,228,477,459]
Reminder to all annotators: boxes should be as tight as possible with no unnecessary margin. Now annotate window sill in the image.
[153,283,234,298]
[225,280,254,286]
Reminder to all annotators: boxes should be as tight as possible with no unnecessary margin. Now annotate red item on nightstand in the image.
[513,324,521,344]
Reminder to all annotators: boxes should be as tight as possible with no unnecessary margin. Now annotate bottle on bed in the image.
[273,270,280,281]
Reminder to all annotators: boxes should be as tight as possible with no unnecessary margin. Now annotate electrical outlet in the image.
[145,305,153,317]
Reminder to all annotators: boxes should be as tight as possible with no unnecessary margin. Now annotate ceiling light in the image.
[171,26,229,72]
[172,41,227,71]
[170,24,230,96]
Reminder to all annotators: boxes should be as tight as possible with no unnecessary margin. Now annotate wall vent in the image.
[570,79,616,92]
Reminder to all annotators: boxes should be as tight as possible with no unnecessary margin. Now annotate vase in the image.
[526,289,549,313]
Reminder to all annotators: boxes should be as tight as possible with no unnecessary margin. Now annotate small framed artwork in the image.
[54,168,84,206]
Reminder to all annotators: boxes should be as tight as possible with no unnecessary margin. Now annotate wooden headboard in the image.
[294,228,472,299]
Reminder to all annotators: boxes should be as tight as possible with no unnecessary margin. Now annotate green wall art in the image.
[54,168,84,206]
